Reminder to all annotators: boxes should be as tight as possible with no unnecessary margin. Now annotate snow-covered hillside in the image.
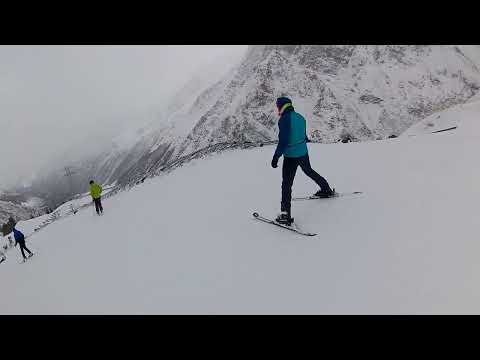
[2,103,480,314]
[404,97,480,136]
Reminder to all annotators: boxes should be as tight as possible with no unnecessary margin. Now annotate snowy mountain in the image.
[164,50,245,136]
[175,45,480,156]
[8,46,480,215]
[2,99,480,314]
[112,45,480,187]
[0,192,45,225]
[0,200,39,225]
[10,51,246,210]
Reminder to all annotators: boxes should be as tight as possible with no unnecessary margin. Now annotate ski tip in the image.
[252,212,259,218]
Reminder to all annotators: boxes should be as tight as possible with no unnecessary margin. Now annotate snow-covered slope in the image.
[2,103,480,314]
[403,98,480,136]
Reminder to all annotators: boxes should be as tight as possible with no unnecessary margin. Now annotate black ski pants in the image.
[94,197,103,214]
[17,240,32,259]
[281,154,331,216]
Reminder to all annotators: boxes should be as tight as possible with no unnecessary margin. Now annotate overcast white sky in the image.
[0,45,247,188]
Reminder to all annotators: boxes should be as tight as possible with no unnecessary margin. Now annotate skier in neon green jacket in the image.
[89,180,104,215]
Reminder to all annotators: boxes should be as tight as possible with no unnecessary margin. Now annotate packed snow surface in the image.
[2,109,480,314]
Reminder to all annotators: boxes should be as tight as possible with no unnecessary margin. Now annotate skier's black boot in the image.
[275,211,294,226]
[314,187,336,198]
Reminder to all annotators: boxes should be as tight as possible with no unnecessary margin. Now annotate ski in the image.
[252,212,317,236]
[293,191,363,201]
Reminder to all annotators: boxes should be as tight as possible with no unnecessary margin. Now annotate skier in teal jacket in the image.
[271,97,334,225]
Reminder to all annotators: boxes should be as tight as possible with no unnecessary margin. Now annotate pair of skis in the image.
[253,191,362,236]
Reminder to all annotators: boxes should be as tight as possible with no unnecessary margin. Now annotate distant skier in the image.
[13,226,33,262]
[271,97,335,225]
[89,180,103,215]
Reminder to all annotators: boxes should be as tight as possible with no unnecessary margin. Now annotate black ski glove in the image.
[271,156,279,168]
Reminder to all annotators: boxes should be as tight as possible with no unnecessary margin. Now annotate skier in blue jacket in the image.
[271,97,335,225]
[13,226,33,261]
